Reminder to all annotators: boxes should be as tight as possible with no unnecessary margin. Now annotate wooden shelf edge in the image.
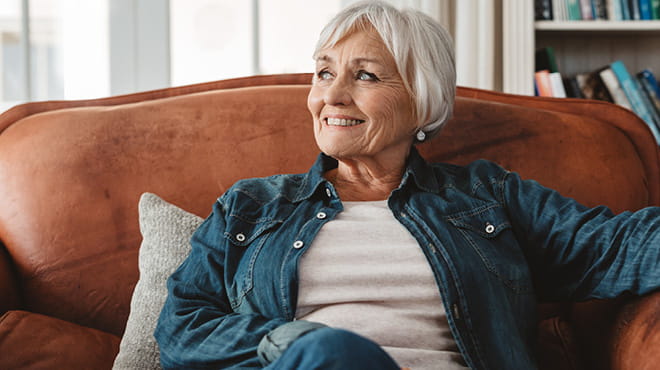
[535,20,660,31]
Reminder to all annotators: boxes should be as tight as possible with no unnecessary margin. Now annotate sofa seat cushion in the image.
[0,310,120,369]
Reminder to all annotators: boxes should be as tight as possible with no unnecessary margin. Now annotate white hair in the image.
[313,0,456,142]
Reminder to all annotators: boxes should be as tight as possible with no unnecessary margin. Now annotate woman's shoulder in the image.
[429,159,509,182]
[220,173,307,205]
[423,159,512,202]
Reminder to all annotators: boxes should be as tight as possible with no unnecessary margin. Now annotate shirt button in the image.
[316,212,327,219]
[236,233,246,242]
[325,188,332,198]
[293,240,304,249]
[485,223,495,234]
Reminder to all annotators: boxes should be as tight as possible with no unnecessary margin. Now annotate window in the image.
[0,0,440,112]
[0,0,109,112]
[0,0,24,111]
[169,0,256,86]
[169,0,344,87]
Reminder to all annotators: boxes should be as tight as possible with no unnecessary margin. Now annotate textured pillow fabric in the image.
[113,193,203,369]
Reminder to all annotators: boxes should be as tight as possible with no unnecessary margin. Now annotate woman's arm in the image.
[154,201,320,369]
[501,170,660,302]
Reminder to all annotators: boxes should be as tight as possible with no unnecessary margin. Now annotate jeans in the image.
[265,328,400,370]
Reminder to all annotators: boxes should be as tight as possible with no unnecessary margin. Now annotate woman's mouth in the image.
[324,117,365,127]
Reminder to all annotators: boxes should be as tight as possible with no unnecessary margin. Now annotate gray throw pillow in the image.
[112,192,203,370]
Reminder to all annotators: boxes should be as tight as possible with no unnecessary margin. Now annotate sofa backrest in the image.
[0,74,657,336]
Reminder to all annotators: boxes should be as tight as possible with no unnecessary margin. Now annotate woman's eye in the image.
[357,71,378,81]
[317,70,333,80]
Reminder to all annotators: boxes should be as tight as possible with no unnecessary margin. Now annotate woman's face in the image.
[307,28,416,162]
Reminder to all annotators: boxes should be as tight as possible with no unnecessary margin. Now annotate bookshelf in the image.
[502,3,660,95]
[535,20,660,86]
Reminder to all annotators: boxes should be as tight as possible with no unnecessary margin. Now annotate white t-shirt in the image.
[296,200,468,370]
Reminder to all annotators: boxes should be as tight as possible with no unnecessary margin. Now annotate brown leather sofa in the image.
[0,73,658,369]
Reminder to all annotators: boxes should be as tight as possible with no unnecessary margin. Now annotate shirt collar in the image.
[293,146,441,203]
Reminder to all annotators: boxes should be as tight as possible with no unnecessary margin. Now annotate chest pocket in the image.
[223,214,282,309]
[446,204,532,293]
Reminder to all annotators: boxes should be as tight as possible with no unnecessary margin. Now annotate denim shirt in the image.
[155,148,660,370]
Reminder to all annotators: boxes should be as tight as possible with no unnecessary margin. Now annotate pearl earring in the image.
[416,130,426,142]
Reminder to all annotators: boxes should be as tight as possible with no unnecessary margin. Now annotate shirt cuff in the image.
[257,320,328,366]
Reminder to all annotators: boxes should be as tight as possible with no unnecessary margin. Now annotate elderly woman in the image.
[155,2,660,369]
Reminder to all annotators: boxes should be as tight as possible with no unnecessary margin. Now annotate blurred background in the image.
[1,0,513,112]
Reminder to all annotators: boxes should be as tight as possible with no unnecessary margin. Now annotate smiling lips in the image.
[325,117,365,127]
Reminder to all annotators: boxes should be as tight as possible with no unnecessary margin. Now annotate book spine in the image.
[652,0,660,18]
[607,0,621,19]
[629,0,641,19]
[600,67,633,109]
[535,70,554,97]
[561,0,570,20]
[639,0,653,19]
[535,0,554,20]
[621,0,631,18]
[563,76,585,98]
[610,60,660,143]
[549,72,567,97]
[535,47,559,73]
[638,74,660,115]
[593,0,609,18]
[638,69,660,96]
[635,78,660,141]
[580,0,595,18]
[568,0,584,19]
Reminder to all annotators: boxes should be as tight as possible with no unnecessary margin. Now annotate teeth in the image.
[326,118,364,127]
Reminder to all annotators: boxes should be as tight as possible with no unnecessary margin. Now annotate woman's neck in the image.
[326,155,408,201]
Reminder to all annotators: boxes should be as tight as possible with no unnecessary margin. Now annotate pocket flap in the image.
[224,216,282,246]
[446,204,511,239]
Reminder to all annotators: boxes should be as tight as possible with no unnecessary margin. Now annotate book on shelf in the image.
[593,0,609,19]
[534,70,570,98]
[637,70,660,117]
[609,0,623,20]
[550,72,568,97]
[629,0,642,19]
[567,0,584,19]
[535,47,559,73]
[580,0,595,19]
[563,76,585,98]
[610,60,660,143]
[534,47,567,97]
[534,0,660,20]
[599,67,633,109]
[621,0,632,19]
[640,0,654,19]
[555,0,569,20]
[536,0,553,20]
[535,70,555,96]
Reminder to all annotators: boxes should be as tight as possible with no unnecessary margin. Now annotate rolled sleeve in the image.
[257,320,328,366]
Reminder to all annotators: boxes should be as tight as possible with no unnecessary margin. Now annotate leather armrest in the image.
[0,310,120,369]
[611,292,660,370]
[0,242,20,313]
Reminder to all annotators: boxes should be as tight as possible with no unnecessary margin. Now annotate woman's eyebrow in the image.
[315,54,383,66]
[315,54,332,63]
[350,57,382,66]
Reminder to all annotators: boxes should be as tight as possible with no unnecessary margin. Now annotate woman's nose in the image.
[323,78,352,106]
